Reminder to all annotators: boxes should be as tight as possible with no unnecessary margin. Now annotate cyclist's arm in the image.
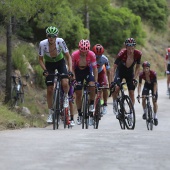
[38,56,47,71]
[164,56,168,71]
[106,68,111,85]
[64,52,72,72]
[111,63,118,82]
[134,64,140,80]
[153,82,157,95]
[137,82,142,96]
[93,67,98,82]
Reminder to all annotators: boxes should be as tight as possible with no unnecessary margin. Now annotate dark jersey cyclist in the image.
[137,61,158,126]
[111,38,142,118]
[38,26,72,123]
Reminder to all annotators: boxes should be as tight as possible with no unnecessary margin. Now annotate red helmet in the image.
[142,61,150,68]
[167,48,170,52]
[78,39,90,52]
[92,44,104,55]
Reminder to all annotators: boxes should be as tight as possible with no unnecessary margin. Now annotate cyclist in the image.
[137,61,158,126]
[38,26,72,123]
[92,44,111,115]
[71,39,98,126]
[164,47,170,95]
[111,38,142,119]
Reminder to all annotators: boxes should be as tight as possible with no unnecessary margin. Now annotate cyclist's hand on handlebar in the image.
[43,70,48,76]
[68,71,74,77]
[136,95,140,103]
[133,78,138,87]
[95,82,100,88]
[71,79,77,87]
[110,81,115,89]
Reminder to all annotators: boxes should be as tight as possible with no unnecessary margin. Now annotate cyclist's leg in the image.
[86,67,95,113]
[141,83,149,120]
[74,67,86,124]
[151,87,158,125]
[45,62,56,123]
[57,59,69,107]
[112,70,122,115]
[98,70,108,114]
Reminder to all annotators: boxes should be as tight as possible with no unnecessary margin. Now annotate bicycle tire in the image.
[93,98,101,129]
[146,104,154,130]
[52,89,60,130]
[63,107,70,129]
[117,99,125,130]
[81,94,89,129]
[19,85,24,104]
[122,95,136,130]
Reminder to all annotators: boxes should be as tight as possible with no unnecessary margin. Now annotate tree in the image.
[0,0,37,103]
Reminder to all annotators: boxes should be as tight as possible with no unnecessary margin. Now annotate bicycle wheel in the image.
[63,107,70,129]
[10,86,18,108]
[93,98,101,129]
[117,99,125,130]
[52,89,60,130]
[81,94,89,129]
[146,104,154,130]
[168,87,170,99]
[123,95,136,130]
[18,85,24,104]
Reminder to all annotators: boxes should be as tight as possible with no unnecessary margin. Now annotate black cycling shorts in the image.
[45,58,68,86]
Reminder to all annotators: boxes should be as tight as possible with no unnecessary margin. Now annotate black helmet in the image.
[124,38,136,46]
[142,61,150,67]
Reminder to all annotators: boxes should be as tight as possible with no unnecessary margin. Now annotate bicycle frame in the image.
[138,94,154,130]
[110,81,136,130]
[51,73,69,130]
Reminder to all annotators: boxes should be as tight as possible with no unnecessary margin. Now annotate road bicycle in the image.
[10,75,29,108]
[80,81,95,129]
[137,94,154,130]
[93,85,109,129]
[109,81,136,130]
[50,72,70,130]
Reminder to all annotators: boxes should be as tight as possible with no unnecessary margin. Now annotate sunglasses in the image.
[47,34,57,38]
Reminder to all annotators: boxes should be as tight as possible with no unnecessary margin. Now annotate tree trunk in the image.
[4,18,12,103]
[84,2,90,40]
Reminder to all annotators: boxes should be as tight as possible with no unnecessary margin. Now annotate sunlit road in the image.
[0,79,170,170]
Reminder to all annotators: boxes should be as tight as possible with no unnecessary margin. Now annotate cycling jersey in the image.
[139,70,157,84]
[139,70,158,100]
[39,38,69,62]
[113,49,142,90]
[71,50,97,69]
[96,55,110,73]
[115,49,142,71]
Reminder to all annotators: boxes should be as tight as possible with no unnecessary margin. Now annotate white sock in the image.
[154,113,157,119]
[143,107,147,113]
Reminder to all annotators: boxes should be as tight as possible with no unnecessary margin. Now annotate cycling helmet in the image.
[124,38,136,46]
[92,44,104,55]
[142,61,150,68]
[46,26,59,36]
[167,48,170,52]
[78,39,90,52]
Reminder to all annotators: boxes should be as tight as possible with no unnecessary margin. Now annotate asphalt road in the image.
[0,79,170,170]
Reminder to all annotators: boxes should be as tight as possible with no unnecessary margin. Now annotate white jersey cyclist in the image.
[39,38,69,62]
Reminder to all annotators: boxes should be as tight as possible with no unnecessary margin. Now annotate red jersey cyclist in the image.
[71,39,98,126]
[92,44,111,115]
[137,61,158,126]
[38,26,72,123]
[111,38,142,119]
[164,47,170,95]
